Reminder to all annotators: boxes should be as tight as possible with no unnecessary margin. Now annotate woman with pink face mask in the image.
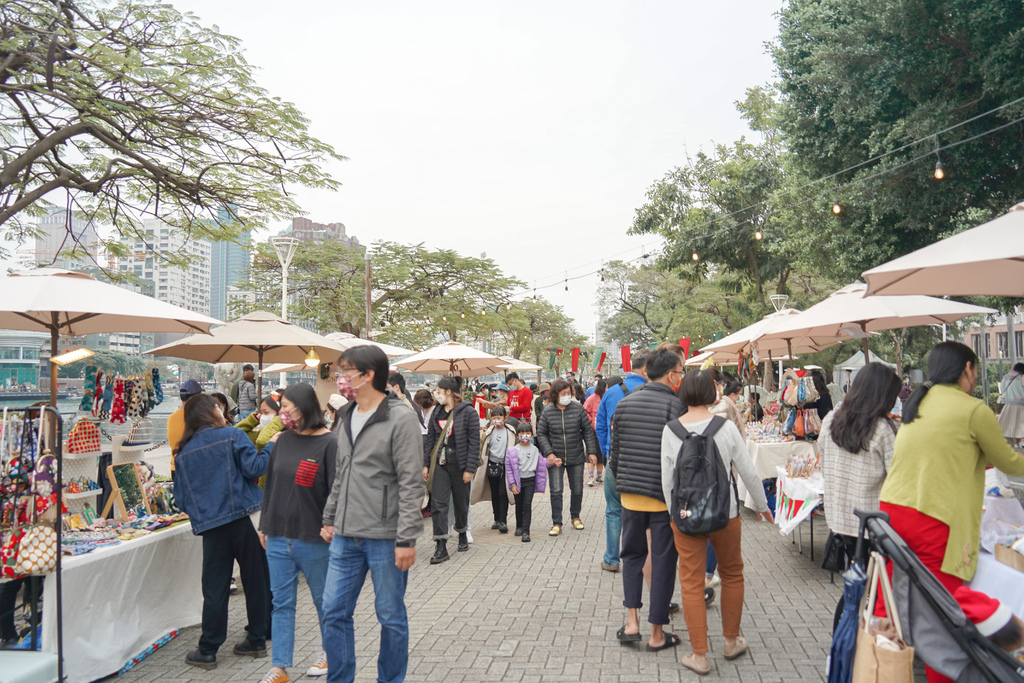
[257,383,337,683]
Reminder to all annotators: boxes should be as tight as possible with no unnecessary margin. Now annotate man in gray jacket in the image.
[321,345,424,683]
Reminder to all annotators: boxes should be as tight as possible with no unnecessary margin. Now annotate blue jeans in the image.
[321,536,409,683]
[706,541,718,577]
[604,468,622,566]
[266,536,330,669]
[549,461,585,526]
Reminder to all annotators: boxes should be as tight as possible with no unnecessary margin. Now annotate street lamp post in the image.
[271,235,300,388]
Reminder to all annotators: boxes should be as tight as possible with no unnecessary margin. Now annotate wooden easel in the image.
[99,463,151,520]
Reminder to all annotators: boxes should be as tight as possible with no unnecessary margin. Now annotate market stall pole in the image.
[146,311,352,396]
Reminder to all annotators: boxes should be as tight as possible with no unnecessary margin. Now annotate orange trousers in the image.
[672,516,744,654]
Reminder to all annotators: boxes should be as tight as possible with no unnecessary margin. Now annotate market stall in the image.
[736,425,819,509]
[42,519,200,683]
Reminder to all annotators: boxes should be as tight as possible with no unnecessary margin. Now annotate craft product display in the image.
[763,368,822,441]
[78,364,163,428]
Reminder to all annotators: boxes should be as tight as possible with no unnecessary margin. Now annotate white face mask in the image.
[258,413,274,429]
[559,395,572,406]
[433,390,446,405]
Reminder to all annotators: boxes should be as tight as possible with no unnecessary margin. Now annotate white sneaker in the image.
[706,572,721,589]
[466,530,474,544]
[306,651,328,677]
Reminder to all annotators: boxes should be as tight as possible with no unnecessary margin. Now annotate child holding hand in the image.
[504,422,547,543]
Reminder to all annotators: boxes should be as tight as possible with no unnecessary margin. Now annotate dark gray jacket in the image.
[323,392,425,547]
[609,383,685,502]
[536,401,599,467]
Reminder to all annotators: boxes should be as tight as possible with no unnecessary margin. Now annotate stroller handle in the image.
[854,509,890,565]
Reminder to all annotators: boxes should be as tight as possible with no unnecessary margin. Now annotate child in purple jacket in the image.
[504,421,548,543]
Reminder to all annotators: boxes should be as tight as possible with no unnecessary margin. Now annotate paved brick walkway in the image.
[117,484,842,682]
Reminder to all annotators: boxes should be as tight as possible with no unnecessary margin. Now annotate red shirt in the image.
[507,386,533,421]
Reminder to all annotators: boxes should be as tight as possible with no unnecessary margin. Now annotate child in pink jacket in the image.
[504,421,548,543]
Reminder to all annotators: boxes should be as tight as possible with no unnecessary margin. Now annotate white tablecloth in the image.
[774,466,825,536]
[736,439,818,509]
[43,521,203,683]
[970,550,1024,619]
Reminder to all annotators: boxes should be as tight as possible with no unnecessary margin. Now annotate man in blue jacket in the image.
[595,350,648,572]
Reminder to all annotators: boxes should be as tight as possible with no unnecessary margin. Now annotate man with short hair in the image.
[321,346,424,683]
[609,348,686,651]
[504,373,533,423]
[585,374,605,399]
[596,352,649,571]
[167,379,205,471]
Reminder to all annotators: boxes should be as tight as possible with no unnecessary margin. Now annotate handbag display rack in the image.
[0,406,65,680]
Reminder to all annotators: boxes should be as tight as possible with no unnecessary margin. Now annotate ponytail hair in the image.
[437,376,463,404]
[902,341,978,424]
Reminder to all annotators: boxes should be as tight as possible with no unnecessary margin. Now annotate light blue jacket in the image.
[595,374,647,456]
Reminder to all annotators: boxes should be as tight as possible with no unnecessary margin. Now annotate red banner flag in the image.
[596,352,607,372]
[556,348,563,356]
[679,337,691,359]
[571,348,580,373]
[620,345,632,373]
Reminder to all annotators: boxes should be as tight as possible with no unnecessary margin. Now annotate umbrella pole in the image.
[258,349,264,398]
[786,339,794,371]
[861,323,870,359]
[49,326,58,409]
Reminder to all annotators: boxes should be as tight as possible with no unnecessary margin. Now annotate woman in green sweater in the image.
[880,342,1024,595]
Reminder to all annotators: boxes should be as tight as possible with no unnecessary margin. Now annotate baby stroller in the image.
[850,510,1024,682]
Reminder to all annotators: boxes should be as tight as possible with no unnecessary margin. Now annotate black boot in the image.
[457,532,469,552]
[429,540,449,564]
[498,522,508,534]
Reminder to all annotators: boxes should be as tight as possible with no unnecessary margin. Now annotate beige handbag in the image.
[852,552,915,683]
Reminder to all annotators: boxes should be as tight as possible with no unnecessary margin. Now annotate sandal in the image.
[680,653,710,675]
[616,626,641,643]
[723,636,748,660]
[549,525,562,536]
[645,632,681,652]
[571,518,585,530]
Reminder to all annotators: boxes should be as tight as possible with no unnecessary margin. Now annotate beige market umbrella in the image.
[394,341,507,377]
[497,356,544,372]
[699,308,842,361]
[262,333,414,374]
[759,282,997,357]
[863,202,1024,297]
[0,268,220,406]
[146,310,350,395]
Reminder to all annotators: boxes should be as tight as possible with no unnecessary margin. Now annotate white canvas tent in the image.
[832,350,895,385]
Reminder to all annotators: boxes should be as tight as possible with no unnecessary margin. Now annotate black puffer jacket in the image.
[423,401,480,473]
[536,401,599,467]
[609,383,685,501]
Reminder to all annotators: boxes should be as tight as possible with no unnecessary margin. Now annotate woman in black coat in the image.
[422,376,480,564]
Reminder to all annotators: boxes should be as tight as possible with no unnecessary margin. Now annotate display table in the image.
[42,521,202,683]
[774,466,824,536]
[736,439,818,509]
[970,550,1024,618]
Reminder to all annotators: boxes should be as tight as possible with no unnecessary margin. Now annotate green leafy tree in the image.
[774,0,1024,279]
[235,240,518,348]
[0,0,342,266]
[490,298,587,368]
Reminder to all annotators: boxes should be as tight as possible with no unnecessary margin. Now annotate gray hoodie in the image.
[323,392,425,547]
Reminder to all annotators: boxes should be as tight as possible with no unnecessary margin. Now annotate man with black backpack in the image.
[608,348,686,652]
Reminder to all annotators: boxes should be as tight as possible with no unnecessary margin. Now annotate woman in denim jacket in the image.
[174,394,271,671]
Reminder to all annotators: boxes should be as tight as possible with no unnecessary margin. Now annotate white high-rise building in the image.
[118,219,212,319]
[23,207,100,269]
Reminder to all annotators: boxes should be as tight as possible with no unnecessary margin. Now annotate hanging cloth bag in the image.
[852,552,914,683]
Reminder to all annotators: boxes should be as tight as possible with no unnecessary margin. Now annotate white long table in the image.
[736,439,819,509]
[43,521,203,683]
[970,551,1024,619]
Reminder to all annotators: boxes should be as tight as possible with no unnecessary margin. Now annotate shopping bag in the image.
[16,524,57,576]
[0,527,26,579]
[852,552,914,683]
[67,418,100,454]
[124,417,153,446]
[425,419,454,493]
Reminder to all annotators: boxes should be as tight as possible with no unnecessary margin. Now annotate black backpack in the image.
[667,417,737,536]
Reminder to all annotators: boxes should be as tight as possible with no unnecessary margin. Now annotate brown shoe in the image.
[601,562,620,572]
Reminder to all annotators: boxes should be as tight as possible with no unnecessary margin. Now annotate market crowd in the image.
[164,338,1024,683]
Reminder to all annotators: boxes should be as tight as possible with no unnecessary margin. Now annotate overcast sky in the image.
[170,0,781,338]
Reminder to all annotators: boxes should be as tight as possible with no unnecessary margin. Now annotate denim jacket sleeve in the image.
[234,429,269,480]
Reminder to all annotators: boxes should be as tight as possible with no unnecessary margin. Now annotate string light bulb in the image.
[692,251,699,261]
[832,198,842,215]
[755,230,763,240]
[442,315,447,322]
[460,312,465,318]
[934,159,944,180]
[506,303,511,310]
